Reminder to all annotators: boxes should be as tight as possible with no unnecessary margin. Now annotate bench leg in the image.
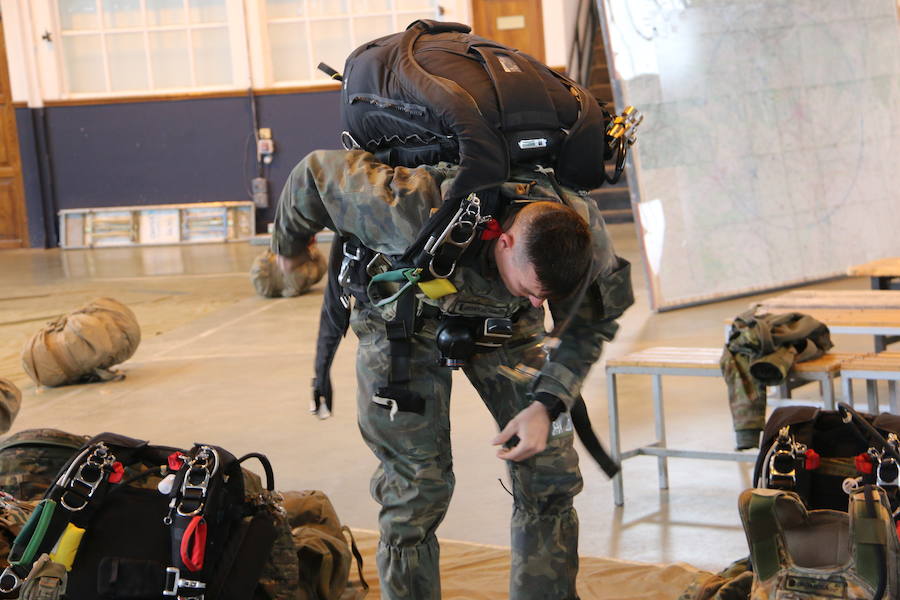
[652,374,669,491]
[889,381,898,414]
[607,372,624,506]
[842,376,855,408]
[866,380,879,414]
[822,376,835,411]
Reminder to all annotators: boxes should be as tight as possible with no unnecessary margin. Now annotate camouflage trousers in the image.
[351,303,583,600]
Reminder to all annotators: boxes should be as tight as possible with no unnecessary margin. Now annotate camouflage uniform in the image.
[272,150,632,600]
[720,310,832,450]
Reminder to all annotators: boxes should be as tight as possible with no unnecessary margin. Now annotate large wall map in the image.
[600,0,900,309]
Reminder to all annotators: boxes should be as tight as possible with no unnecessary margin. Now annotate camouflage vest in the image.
[740,487,900,599]
[0,429,88,502]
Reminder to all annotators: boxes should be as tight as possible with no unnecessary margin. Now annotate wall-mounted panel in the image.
[601,0,900,309]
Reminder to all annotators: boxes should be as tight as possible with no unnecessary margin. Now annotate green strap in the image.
[368,268,422,308]
[851,489,886,591]
[747,493,781,582]
[11,499,57,567]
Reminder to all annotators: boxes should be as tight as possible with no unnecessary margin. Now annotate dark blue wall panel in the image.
[14,107,46,248]
[31,89,341,235]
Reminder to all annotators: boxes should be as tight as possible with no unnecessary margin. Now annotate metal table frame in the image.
[841,368,900,414]
[606,364,839,506]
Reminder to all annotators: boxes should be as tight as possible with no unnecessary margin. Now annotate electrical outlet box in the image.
[259,127,272,140]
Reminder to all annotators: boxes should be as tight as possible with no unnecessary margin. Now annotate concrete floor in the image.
[0,223,882,572]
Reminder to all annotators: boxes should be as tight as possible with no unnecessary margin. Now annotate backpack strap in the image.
[741,489,791,583]
[850,485,889,598]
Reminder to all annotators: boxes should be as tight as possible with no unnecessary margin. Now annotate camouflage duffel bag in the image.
[0,428,88,501]
[282,490,367,600]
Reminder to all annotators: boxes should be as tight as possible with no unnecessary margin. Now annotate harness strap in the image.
[746,491,782,582]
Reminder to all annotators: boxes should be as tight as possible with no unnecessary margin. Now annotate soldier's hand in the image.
[493,402,551,462]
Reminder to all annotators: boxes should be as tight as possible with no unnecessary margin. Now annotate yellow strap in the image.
[418,278,458,299]
[49,523,85,571]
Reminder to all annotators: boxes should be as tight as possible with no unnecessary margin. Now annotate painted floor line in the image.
[132,350,310,363]
[151,299,288,359]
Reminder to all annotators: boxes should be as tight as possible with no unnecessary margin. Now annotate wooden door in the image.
[0,13,28,249]
[471,0,545,63]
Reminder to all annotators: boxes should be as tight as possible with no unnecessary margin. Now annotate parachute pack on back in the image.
[339,19,615,199]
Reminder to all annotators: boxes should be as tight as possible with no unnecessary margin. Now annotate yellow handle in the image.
[49,523,85,571]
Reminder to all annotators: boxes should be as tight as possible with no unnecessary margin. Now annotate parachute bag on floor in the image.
[0,432,295,599]
[753,404,900,511]
[282,490,367,600]
[21,298,141,387]
[740,485,900,599]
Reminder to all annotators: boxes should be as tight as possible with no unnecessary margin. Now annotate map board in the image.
[599,0,900,309]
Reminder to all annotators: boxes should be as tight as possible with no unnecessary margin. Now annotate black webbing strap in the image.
[471,45,558,131]
[569,397,619,478]
[375,290,425,415]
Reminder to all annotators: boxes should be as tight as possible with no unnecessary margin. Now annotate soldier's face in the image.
[494,231,548,308]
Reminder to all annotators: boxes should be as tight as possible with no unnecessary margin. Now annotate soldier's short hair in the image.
[519,202,592,300]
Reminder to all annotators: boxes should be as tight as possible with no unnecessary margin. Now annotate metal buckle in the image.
[425,194,487,279]
[60,443,114,512]
[164,567,206,599]
[0,567,21,593]
[476,318,513,348]
[176,446,219,517]
[338,243,362,287]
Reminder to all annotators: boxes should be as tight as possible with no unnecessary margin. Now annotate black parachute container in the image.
[339,19,615,199]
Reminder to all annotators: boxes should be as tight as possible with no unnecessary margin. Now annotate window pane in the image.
[62,34,106,92]
[266,0,304,19]
[107,32,149,90]
[59,0,100,30]
[400,10,436,25]
[192,27,232,85]
[396,0,436,11]
[189,0,227,23]
[353,16,394,46]
[307,0,346,17]
[268,21,310,82]
[147,0,186,26]
[351,0,391,13]
[102,0,142,28]
[310,19,351,80]
[149,30,191,88]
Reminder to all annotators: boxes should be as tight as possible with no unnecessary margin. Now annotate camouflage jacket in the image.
[271,149,633,409]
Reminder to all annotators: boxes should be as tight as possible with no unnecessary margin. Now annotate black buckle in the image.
[176,446,219,517]
[164,567,205,599]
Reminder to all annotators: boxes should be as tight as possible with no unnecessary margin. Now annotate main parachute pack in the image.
[333,19,641,200]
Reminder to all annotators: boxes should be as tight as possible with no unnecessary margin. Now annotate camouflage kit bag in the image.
[740,486,900,599]
[281,490,367,600]
[0,432,297,599]
[0,429,89,502]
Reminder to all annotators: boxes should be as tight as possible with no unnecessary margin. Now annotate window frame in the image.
[253,0,441,89]
[45,0,251,100]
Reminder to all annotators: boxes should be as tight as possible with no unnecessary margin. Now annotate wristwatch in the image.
[533,392,566,422]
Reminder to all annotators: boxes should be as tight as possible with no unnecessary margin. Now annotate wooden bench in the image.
[753,290,900,351]
[847,262,900,346]
[605,347,853,506]
[840,352,900,414]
